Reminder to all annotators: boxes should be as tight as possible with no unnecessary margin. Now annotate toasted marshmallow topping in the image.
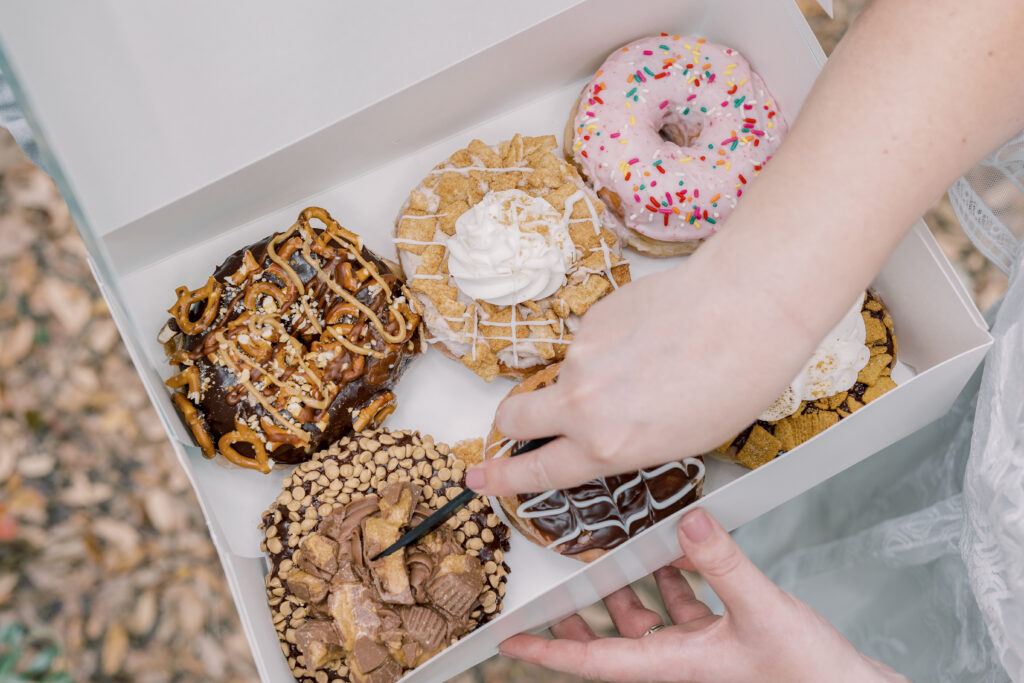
[760,295,871,421]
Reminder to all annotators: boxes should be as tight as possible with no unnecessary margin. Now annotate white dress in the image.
[728,132,1024,682]
[3,73,1021,682]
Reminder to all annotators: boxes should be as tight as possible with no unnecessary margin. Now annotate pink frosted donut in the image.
[566,34,789,257]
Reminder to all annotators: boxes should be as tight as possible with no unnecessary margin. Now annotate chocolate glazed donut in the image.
[161,207,422,472]
[485,364,706,562]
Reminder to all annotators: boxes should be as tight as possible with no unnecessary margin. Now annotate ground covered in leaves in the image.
[0,3,1009,681]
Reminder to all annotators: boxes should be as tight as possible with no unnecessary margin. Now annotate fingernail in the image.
[681,509,713,544]
[466,466,486,491]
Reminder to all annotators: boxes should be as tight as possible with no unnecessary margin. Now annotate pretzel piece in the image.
[172,392,215,458]
[218,421,272,474]
[352,392,396,431]
[168,276,223,335]
[224,249,261,286]
[165,365,201,400]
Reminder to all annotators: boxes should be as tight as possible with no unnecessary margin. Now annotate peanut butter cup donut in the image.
[484,364,705,562]
[394,134,630,382]
[260,428,511,682]
[712,290,898,469]
[566,35,788,257]
[160,207,422,472]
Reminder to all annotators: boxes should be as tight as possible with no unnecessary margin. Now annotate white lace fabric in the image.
[949,133,1024,274]
[732,132,1024,682]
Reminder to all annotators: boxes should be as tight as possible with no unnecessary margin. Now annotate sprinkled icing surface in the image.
[570,34,788,243]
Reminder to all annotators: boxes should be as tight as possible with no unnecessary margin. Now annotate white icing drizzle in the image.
[428,165,531,175]
[494,435,706,550]
[394,147,628,369]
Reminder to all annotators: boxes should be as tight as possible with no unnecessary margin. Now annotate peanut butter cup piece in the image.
[400,605,447,653]
[286,569,329,604]
[353,636,389,674]
[362,657,402,683]
[297,533,339,577]
[427,555,484,619]
[294,620,344,670]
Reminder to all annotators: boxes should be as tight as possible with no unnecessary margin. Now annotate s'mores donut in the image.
[395,134,630,382]
[712,290,898,469]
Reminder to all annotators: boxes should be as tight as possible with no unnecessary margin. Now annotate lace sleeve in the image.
[948,132,1024,275]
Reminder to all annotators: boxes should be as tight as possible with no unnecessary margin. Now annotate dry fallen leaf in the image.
[101,623,129,676]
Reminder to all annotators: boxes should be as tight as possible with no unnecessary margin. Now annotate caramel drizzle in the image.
[298,237,409,346]
[214,331,311,443]
[166,206,419,460]
[222,315,329,401]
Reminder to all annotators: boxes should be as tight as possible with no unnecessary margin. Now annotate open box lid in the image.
[0,1,587,233]
[0,0,830,237]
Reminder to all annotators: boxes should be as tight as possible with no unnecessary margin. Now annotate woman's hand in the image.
[500,509,909,683]
[465,247,825,496]
[463,0,1024,499]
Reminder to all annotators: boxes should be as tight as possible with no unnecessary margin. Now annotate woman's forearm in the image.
[479,0,1024,496]
[687,0,1024,378]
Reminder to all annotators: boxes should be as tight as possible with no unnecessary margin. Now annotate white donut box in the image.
[0,0,992,680]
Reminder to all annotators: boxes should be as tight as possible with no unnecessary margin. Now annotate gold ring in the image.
[642,623,666,637]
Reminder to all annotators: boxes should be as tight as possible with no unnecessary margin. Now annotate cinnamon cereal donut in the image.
[160,207,421,472]
[260,428,511,682]
[394,134,630,381]
[712,290,898,469]
[566,35,788,257]
[484,364,705,562]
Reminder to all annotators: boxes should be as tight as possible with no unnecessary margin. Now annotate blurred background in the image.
[0,1,1008,681]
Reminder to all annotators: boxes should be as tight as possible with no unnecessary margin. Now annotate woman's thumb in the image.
[676,508,783,620]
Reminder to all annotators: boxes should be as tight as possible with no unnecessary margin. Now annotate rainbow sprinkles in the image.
[568,34,789,246]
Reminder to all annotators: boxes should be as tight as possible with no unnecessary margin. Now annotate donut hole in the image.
[658,111,702,147]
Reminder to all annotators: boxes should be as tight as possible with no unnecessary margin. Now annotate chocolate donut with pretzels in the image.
[484,363,706,562]
[160,207,422,472]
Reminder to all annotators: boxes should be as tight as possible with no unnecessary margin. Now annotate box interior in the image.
[0,0,991,681]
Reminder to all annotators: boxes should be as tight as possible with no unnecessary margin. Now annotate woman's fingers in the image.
[671,556,698,574]
[603,585,664,638]
[654,566,713,625]
[465,437,592,495]
[549,614,596,642]
[676,509,783,622]
[494,384,566,441]
[500,634,667,682]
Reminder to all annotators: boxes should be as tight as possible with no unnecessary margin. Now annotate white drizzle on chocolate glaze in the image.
[494,437,705,551]
[523,459,705,550]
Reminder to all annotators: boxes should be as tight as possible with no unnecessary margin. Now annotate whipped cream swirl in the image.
[446,189,575,306]
[759,295,871,421]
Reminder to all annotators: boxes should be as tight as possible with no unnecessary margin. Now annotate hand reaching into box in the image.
[500,509,910,683]
[465,0,1024,497]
